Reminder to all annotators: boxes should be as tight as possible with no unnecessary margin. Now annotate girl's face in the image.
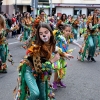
[40,12,45,18]
[63,27,71,38]
[39,27,51,43]
[63,15,66,20]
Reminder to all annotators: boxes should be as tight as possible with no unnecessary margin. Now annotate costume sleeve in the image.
[56,35,68,52]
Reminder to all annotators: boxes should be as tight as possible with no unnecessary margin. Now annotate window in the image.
[74,8,82,15]
[38,0,49,2]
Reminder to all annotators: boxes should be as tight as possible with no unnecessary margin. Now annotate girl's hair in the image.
[92,14,98,25]
[60,13,67,21]
[62,24,71,30]
[0,14,5,28]
[39,10,45,15]
[35,22,56,59]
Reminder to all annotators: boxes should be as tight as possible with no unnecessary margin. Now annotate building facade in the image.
[1,0,32,15]
[1,0,50,16]
[1,0,100,16]
[52,0,100,16]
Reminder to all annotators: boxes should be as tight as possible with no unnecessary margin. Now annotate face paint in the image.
[40,36,49,42]
[39,27,51,43]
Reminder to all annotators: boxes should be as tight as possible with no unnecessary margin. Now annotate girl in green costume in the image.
[97,24,100,50]
[14,23,63,100]
[72,19,79,40]
[97,11,100,50]
[23,12,33,41]
[86,10,99,62]
[56,13,68,28]
[52,24,82,90]
[78,9,99,62]
[0,14,8,73]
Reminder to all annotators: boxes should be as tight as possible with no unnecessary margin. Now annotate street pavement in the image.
[0,37,100,100]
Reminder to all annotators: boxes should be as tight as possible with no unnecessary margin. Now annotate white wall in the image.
[56,7,73,16]
[65,8,73,16]
[53,0,100,4]
[82,8,87,16]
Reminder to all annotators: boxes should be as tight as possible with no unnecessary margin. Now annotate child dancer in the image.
[14,23,66,100]
[52,24,82,89]
[0,14,8,73]
[72,19,79,40]
[86,9,99,62]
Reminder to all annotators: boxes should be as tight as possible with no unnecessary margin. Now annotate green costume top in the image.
[87,23,99,35]
[0,29,7,45]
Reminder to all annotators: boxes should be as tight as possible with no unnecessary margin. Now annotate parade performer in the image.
[48,17,55,30]
[97,10,100,50]
[52,24,82,90]
[78,9,99,62]
[14,23,69,100]
[23,12,33,41]
[86,10,99,62]
[97,15,100,50]
[17,17,25,42]
[97,24,100,50]
[56,14,68,28]
[79,15,87,37]
[0,14,8,73]
[3,13,12,38]
[23,10,48,49]
[72,19,79,40]
[33,10,47,28]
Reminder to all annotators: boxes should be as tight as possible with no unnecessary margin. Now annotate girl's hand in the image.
[50,53,60,63]
[65,53,74,60]
[79,45,82,49]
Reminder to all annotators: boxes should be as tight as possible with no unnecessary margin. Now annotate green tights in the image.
[24,66,46,100]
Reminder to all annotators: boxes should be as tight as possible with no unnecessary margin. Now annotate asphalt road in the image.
[0,38,100,100]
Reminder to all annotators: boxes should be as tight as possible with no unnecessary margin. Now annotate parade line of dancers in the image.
[0,9,100,100]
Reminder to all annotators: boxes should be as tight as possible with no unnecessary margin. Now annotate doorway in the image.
[87,8,95,16]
